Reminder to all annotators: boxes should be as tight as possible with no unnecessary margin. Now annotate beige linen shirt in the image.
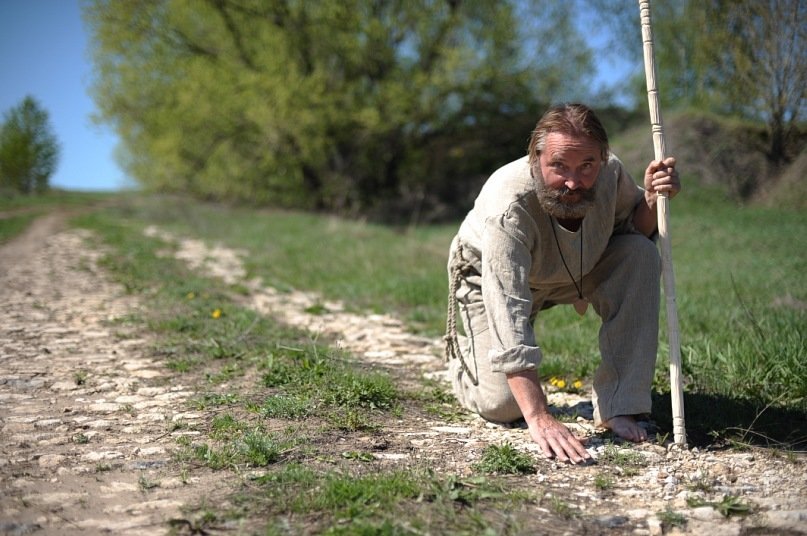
[453,154,644,374]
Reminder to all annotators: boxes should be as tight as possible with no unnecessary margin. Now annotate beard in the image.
[534,170,597,220]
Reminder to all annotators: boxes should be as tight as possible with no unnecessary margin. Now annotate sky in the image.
[0,1,635,193]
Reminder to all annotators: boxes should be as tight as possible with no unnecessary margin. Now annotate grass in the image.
[86,192,805,408]
[473,443,536,475]
[8,187,803,530]
[65,203,558,533]
[39,188,801,447]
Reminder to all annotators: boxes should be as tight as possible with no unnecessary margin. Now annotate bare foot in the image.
[603,415,648,443]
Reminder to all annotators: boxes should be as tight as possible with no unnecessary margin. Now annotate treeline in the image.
[84,0,805,220]
[83,1,598,220]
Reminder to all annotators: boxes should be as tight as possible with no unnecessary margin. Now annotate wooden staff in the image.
[639,0,686,445]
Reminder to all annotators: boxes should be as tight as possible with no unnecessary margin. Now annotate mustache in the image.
[549,184,596,202]
[535,180,597,219]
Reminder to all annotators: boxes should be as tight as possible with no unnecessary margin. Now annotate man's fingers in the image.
[542,429,590,464]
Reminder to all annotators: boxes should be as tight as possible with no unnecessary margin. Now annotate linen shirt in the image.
[453,154,644,374]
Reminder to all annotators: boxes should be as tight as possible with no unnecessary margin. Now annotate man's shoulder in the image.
[484,155,532,192]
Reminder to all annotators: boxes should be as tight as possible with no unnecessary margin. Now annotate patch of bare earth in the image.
[0,215,241,535]
[1,216,804,535]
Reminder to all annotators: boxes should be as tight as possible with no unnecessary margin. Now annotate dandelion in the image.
[186,291,196,299]
[555,379,566,389]
[573,380,583,390]
[211,308,222,319]
[549,377,560,386]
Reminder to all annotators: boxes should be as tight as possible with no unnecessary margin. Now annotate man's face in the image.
[536,132,602,219]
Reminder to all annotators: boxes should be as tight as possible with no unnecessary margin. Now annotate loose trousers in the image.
[448,233,661,425]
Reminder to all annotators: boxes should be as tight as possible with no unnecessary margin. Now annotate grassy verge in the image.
[72,209,572,534]
[93,193,806,411]
[0,212,39,244]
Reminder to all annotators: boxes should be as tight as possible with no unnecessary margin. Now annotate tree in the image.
[0,96,60,194]
[586,0,806,167]
[702,0,806,167]
[83,0,594,219]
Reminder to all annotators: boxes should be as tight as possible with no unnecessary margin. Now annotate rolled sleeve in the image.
[489,344,543,374]
[481,208,542,374]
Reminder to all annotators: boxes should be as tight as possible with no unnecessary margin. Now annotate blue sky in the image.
[0,0,130,191]
[1,1,634,192]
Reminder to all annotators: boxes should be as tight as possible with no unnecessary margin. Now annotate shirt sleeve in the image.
[480,206,544,374]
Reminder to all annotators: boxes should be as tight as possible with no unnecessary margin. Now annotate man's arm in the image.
[506,370,591,464]
[633,156,681,237]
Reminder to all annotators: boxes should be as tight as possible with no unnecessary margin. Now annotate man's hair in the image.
[528,103,610,165]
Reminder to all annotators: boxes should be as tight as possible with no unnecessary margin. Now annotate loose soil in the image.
[1,214,805,535]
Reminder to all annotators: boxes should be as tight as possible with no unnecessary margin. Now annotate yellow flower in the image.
[186,292,196,299]
[211,308,222,319]
[573,380,583,390]
[549,377,559,386]
[555,379,566,389]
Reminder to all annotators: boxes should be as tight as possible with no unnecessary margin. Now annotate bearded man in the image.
[445,103,680,464]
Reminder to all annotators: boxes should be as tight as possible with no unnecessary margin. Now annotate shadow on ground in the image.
[652,391,807,451]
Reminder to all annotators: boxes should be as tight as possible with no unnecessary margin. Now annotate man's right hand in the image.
[506,370,592,464]
[528,413,591,464]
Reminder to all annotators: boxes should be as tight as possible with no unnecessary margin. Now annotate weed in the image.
[95,463,112,473]
[473,443,536,475]
[598,443,647,476]
[687,495,754,517]
[593,472,614,491]
[187,429,291,469]
[261,394,314,419]
[328,408,378,432]
[304,303,329,315]
[210,413,247,439]
[657,508,687,529]
[192,392,239,410]
[546,495,578,519]
[73,370,89,386]
[138,474,159,491]
[341,451,375,462]
[72,433,90,444]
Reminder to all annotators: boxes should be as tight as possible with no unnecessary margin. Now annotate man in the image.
[445,103,680,464]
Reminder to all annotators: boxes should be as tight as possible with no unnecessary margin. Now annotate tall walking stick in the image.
[639,0,686,445]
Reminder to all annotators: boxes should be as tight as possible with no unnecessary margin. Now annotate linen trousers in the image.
[448,233,661,425]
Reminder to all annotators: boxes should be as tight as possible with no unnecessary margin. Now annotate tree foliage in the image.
[84,0,594,219]
[0,96,60,194]
[588,0,806,167]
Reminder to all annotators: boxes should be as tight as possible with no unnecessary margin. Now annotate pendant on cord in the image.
[573,298,588,316]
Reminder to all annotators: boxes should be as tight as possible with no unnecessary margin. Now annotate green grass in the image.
[87,192,806,409]
[0,212,39,244]
[473,443,536,475]
[52,189,806,532]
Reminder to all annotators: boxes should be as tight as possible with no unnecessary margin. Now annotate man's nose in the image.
[565,174,582,190]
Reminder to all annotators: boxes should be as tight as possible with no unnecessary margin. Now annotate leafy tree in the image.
[0,96,60,194]
[84,0,594,219]
[587,0,806,167]
[701,0,806,168]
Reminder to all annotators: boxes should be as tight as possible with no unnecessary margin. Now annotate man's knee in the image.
[470,385,522,423]
[619,234,660,276]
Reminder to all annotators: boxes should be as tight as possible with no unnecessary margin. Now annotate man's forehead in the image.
[543,133,601,160]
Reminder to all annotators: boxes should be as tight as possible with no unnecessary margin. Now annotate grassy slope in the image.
[87,191,806,416]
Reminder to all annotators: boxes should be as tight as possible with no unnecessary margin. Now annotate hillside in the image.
[609,111,807,209]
